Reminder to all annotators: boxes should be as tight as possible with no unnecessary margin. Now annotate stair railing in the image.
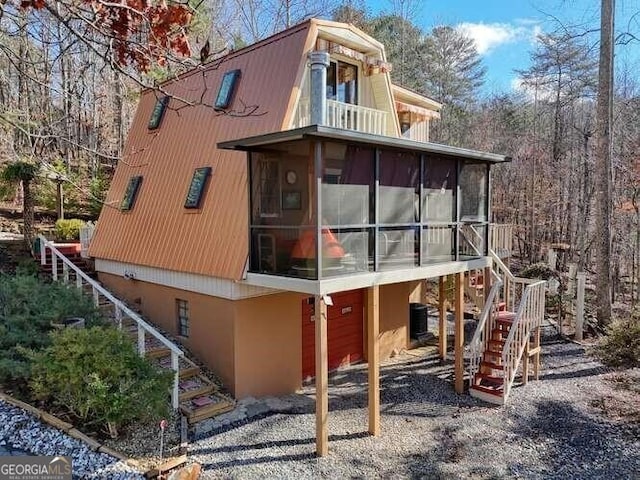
[501,280,546,400]
[467,279,503,381]
[38,235,184,409]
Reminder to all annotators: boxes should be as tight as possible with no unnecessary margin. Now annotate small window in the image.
[184,167,212,209]
[148,96,170,130]
[176,299,189,337]
[121,176,142,211]
[214,69,241,111]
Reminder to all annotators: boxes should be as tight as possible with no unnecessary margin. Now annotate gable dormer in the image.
[291,20,399,138]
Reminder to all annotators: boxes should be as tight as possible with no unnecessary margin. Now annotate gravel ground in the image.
[190,324,640,479]
[0,400,144,479]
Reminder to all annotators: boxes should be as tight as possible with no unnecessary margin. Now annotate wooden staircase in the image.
[36,236,235,425]
[467,269,546,405]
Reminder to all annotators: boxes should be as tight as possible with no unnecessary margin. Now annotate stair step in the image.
[480,361,504,371]
[469,384,505,404]
[483,350,502,360]
[179,367,201,379]
[497,311,516,321]
[181,395,235,424]
[179,384,216,402]
[475,373,504,386]
[146,347,171,359]
[497,302,506,311]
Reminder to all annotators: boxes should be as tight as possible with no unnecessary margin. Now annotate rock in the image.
[167,463,201,480]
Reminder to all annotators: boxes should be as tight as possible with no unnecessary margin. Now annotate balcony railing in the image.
[294,98,388,136]
[401,121,429,143]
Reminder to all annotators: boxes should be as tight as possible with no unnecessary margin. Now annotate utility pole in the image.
[594,0,614,326]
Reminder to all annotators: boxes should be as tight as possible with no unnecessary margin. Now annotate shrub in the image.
[30,327,173,438]
[594,313,640,368]
[0,274,103,387]
[54,218,85,241]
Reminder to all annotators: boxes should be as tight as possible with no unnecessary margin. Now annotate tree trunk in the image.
[22,180,34,253]
[594,0,614,326]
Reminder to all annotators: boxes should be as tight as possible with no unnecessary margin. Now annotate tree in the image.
[594,0,615,325]
[421,25,486,146]
[367,15,425,92]
[332,0,369,31]
[1,161,39,251]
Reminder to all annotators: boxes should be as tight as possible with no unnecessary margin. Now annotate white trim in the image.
[243,257,492,295]
[94,259,280,300]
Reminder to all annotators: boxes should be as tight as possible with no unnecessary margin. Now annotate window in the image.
[176,299,189,337]
[326,61,358,104]
[214,69,241,110]
[257,159,281,217]
[148,96,170,130]
[184,167,212,209]
[121,176,142,211]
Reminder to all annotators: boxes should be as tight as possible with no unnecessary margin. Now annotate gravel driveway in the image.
[191,325,640,479]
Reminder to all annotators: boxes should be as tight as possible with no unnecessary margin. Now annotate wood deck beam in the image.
[367,285,380,436]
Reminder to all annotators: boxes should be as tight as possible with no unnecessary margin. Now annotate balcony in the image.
[293,98,388,136]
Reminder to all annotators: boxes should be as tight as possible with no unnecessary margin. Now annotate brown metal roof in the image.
[89,22,315,280]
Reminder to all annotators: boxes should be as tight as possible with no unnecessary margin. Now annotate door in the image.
[302,289,364,379]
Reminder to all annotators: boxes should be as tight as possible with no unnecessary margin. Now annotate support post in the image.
[568,263,578,297]
[315,295,328,457]
[534,327,541,381]
[138,325,146,356]
[576,272,586,341]
[51,254,58,281]
[40,240,46,265]
[171,352,180,409]
[484,266,492,302]
[62,263,69,284]
[523,342,530,385]
[438,276,447,360]
[454,272,465,394]
[367,286,380,436]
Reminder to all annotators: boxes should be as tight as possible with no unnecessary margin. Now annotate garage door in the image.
[302,289,364,379]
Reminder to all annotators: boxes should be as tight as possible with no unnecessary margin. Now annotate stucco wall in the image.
[233,291,305,398]
[97,273,236,393]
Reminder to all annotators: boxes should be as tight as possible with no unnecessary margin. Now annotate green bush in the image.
[594,313,640,368]
[0,274,103,387]
[30,327,172,438]
[54,218,85,241]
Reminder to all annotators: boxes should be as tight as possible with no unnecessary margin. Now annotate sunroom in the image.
[219,124,508,295]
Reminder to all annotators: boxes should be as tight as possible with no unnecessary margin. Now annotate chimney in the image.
[308,51,330,126]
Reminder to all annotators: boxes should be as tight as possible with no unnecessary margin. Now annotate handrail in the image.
[501,280,546,400]
[38,235,183,408]
[467,278,503,380]
[294,97,388,136]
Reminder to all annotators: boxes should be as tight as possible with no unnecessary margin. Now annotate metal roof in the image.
[218,125,511,163]
[88,22,315,281]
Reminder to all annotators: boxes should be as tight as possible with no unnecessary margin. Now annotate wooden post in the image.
[315,295,328,457]
[367,286,380,436]
[522,342,529,385]
[576,272,586,341]
[56,180,64,220]
[454,272,464,394]
[484,266,492,302]
[534,327,541,381]
[547,248,557,270]
[568,263,578,297]
[438,276,447,360]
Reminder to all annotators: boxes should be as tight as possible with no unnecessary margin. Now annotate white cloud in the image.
[511,76,557,101]
[456,22,540,55]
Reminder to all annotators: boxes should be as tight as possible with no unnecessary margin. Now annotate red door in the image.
[302,289,364,379]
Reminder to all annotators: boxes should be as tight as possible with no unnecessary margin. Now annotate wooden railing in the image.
[502,280,546,400]
[490,224,513,259]
[401,121,429,143]
[294,98,388,136]
[38,235,184,409]
[468,280,502,381]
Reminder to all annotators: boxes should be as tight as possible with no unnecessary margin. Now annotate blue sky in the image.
[366,0,640,94]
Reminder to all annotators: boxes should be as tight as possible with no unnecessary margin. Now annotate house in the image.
[87,19,545,456]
